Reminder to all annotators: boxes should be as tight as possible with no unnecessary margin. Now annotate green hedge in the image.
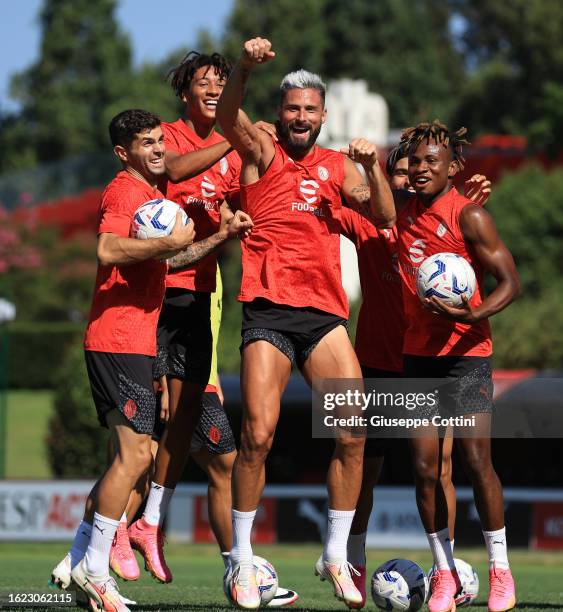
[3,322,85,389]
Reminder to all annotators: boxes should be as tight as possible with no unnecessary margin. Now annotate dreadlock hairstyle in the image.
[385,142,409,176]
[167,51,232,98]
[399,120,470,170]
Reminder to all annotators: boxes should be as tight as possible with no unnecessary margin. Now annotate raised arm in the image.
[341,138,396,228]
[216,37,276,183]
[97,212,195,266]
[165,141,232,183]
[426,205,521,322]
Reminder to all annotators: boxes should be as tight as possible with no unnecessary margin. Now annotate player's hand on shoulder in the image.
[254,120,278,142]
[341,138,379,169]
[241,37,276,69]
[465,174,492,207]
[169,212,195,249]
[424,294,478,323]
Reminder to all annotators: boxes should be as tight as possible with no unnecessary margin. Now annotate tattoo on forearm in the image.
[167,235,224,271]
[350,184,371,203]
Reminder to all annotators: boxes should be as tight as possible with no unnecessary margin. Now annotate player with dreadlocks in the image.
[396,120,519,612]
[339,142,491,606]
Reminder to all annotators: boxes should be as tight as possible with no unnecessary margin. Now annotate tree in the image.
[48,341,107,476]
[487,165,563,368]
[209,0,463,127]
[450,0,563,153]
[321,0,464,127]
[2,0,133,171]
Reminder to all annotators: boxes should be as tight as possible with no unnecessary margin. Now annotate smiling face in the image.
[277,88,326,157]
[115,126,165,183]
[408,141,459,203]
[182,65,225,125]
[389,156,415,192]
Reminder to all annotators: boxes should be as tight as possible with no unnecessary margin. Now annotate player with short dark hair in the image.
[216,37,395,609]
[63,108,195,612]
[397,120,519,612]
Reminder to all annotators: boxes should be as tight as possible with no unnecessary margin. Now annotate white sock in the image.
[427,527,455,570]
[450,538,455,554]
[221,551,231,570]
[84,513,119,577]
[323,508,356,561]
[69,521,92,569]
[483,527,509,569]
[143,481,175,527]
[230,509,256,565]
[120,512,127,524]
[347,531,367,566]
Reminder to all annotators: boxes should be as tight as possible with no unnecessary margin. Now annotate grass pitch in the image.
[0,542,562,611]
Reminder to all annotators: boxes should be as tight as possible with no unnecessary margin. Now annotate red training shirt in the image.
[84,171,166,356]
[162,119,241,293]
[239,142,349,319]
[340,208,405,372]
[397,187,492,357]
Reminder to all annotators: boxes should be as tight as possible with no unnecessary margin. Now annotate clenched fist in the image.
[341,138,379,169]
[241,37,276,69]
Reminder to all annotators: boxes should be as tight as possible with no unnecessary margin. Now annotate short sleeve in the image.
[340,207,365,249]
[98,187,138,237]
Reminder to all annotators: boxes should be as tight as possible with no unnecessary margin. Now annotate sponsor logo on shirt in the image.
[299,179,320,204]
[201,175,216,198]
[186,195,217,211]
[291,201,325,217]
[409,238,427,263]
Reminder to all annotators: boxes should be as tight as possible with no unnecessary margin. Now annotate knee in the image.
[413,454,440,487]
[118,441,153,478]
[463,445,493,480]
[335,435,365,458]
[240,428,274,463]
[207,453,236,488]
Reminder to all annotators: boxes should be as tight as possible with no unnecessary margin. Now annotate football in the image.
[428,558,479,607]
[130,198,188,240]
[371,559,428,611]
[416,252,476,307]
[253,555,279,605]
[223,555,278,606]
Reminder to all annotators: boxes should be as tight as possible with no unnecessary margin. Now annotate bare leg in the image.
[96,410,153,520]
[441,432,457,540]
[233,341,291,511]
[455,414,504,530]
[409,431,449,533]
[153,379,205,488]
[192,448,237,552]
[350,456,384,535]
[301,325,365,511]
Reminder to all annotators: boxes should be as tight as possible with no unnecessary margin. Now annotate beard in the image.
[276,120,322,157]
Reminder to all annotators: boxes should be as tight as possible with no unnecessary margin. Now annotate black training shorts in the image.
[403,354,494,417]
[84,350,156,434]
[240,298,347,369]
[156,288,212,385]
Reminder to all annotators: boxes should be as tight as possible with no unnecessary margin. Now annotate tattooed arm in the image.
[168,205,253,271]
[341,139,396,228]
